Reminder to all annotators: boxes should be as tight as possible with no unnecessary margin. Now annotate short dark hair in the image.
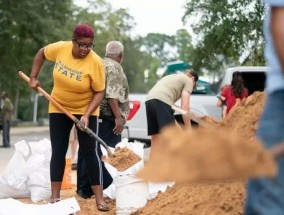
[72,24,94,39]
[189,70,199,82]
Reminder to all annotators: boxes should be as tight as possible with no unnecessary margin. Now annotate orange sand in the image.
[102,147,142,171]
[134,91,269,215]
[137,127,276,182]
[20,91,268,215]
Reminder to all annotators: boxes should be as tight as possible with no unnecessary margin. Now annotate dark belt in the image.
[99,115,115,121]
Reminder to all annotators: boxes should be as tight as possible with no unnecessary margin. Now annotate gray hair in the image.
[105,41,124,56]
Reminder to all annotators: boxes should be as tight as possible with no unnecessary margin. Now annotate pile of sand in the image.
[19,91,268,215]
[137,126,276,182]
[133,91,269,215]
[102,147,142,171]
[133,182,245,215]
[218,91,266,139]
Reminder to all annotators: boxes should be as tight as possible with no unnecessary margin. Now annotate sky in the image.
[108,0,187,36]
[74,0,187,36]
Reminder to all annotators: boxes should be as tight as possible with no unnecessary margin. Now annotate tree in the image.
[182,0,265,76]
[0,0,73,120]
[73,0,151,92]
[2,0,195,122]
[140,33,177,67]
[175,29,194,63]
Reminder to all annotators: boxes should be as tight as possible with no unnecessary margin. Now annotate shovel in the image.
[171,105,212,128]
[18,71,113,157]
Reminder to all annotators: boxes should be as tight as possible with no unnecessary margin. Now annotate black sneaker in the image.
[1,145,11,148]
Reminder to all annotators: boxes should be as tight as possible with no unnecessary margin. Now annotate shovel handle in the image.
[18,71,113,156]
[171,105,211,128]
[19,71,76,121]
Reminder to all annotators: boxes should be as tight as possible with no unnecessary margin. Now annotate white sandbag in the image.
[14,140,32,157]
[0,198,33,215]
[148,182,175,199]
[117,138,145,160]
[0,139,52,201]
[100,138,145,160]
[101,139,175,200]
[103,183,116,199]
[0,183,30,199]
[28,167,51,203]
[115,139,145,175]
[27,139,52,158]
[26,139,51,202]
[0,197,80,215]
[102,139,145,199]
[0,151,28,190]
[100,146,116,199]
[0,140,30,198]
[101,138,145,176]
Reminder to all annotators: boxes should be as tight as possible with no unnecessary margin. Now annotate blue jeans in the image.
[245,90,284,215]
[2,120,10,146]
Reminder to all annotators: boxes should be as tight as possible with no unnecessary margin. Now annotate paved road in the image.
[0,126,50,172]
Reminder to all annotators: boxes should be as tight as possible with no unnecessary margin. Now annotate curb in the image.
[10,126,49,135]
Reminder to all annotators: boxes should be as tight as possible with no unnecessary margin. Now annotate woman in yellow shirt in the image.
[28,24,111,212]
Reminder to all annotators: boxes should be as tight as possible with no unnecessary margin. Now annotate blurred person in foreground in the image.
[76,40,129,198]
[145,70,198,158]
[220,72,248,116]
[1,91,14,148]
[244,2,284,215]
[28,24,111,211]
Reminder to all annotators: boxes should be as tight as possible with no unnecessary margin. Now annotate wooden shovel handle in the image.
[18,71,113,156]
[171,105,211,128]
[19,71,76,121]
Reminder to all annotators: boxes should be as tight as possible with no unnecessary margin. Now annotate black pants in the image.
[145,99,175,135]
[77,118,120,193]
[49,113,112,187]
[98,118,121,148]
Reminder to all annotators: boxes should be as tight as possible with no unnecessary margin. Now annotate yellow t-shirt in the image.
[44,41,105,116]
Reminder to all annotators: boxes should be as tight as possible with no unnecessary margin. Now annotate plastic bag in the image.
[26,139,51,202]
[102,139,145,199]
[0,141,30,198]
[0,139,52,202]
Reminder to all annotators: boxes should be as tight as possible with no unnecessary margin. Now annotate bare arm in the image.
[108,98,125,135]
[180,90,191,128]
[29,48,46,89]
[80,90,105,128]
[271,7,284,73]
[217,99,223,107]
[217,95,226,107]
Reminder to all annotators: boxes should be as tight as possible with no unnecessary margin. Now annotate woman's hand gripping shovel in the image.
[18,71,113,157]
